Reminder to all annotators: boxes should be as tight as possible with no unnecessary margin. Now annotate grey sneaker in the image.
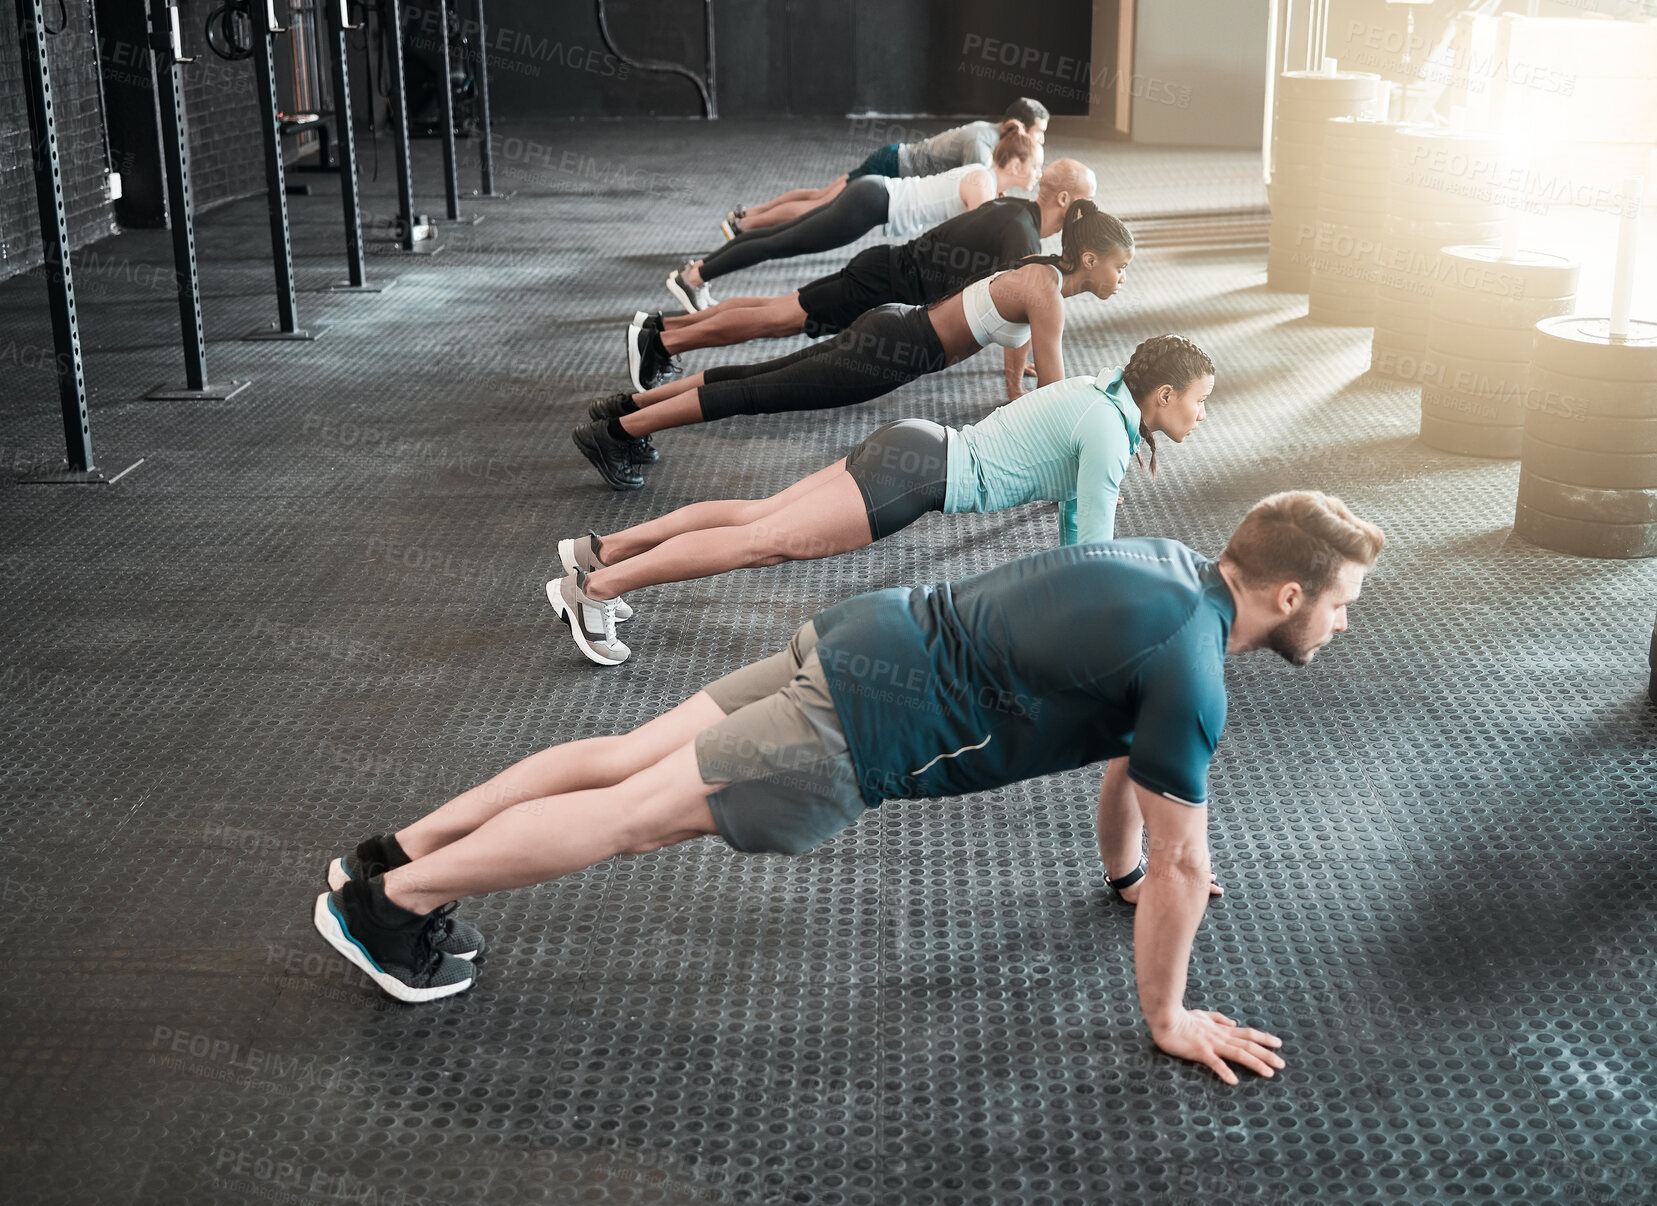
[313,877,477,1003]
[665,267,714,313]
[546,569,630,665]
[327,835,485,960]
[556,531,632,621]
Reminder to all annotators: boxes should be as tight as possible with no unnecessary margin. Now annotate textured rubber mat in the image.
[0,118,1654,1205]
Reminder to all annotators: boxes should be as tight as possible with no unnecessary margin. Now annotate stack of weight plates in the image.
[1371,130,1511,381]
[1308,118,1415,325]
[1419,246,1578,456]
[1515,316,1657,558]
[1267,71,1382,291]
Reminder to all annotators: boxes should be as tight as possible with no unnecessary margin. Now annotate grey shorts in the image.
[697,621,868,855]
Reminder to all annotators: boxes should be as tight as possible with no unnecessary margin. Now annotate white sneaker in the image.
[546,572,630,666]
[665,268,714,313]
[557,532,632,621]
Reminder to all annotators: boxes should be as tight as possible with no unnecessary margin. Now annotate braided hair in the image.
[1118,334,1216,478]
[1021,199,1133,274]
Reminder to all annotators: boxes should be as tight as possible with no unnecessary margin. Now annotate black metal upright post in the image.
[381,0,439,252]
[470,0,510,198]
[325,0,393,292]
[13,0,103,482]
[431,0,476,223]
[246,0,322,340]
[143,0,249,404]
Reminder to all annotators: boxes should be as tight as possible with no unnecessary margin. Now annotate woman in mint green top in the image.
[552,336,1215,664]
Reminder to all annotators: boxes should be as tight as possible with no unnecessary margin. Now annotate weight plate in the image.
[1419,412,1523,457]
[1513,503,1657,559]
[1526,409,1657,453]
[1521,431,1657,489]
[1420,355,1530,400]
[1533,317,1657,381]
[1424,316,1538,364]
[1372,342,1430,379]
[1434,246,1581,300]
[1519,468,1657,525]
[1430,292,1576,328]
[1422,386,1524,428]
[1525,367,1657,419]
[1307,298,1374,327]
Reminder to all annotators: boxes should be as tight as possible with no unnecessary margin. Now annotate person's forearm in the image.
[1133,860,1212,1031]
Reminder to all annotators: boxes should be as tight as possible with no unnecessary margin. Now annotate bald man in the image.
[625,159,1097,391]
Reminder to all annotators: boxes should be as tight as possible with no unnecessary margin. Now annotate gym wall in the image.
[1130,0,1269,148]
[481,0,1092,118]
[0,5,115,281]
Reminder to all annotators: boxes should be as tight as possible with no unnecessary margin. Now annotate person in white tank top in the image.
[573,199,1137,492]
[880,164,995,239]
[664,123,1039,312]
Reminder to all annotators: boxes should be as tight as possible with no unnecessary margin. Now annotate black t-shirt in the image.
[899,198,1043,303]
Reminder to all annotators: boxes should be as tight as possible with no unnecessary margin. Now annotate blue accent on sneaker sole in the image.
[312,892,475,1004]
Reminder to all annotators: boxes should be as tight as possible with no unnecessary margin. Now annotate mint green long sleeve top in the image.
[942,368,1143,545]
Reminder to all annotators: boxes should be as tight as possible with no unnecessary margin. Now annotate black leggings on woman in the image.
[699,176,890,282]
[697,304,951,423]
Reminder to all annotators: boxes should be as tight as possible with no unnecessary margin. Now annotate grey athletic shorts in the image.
[696,621,868,855]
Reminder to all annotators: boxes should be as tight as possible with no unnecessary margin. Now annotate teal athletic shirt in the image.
[811,539,1235,808]
[943,368,1142,545]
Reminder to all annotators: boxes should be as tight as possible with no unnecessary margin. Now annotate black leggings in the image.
[844,419,951,539]
[699,177,890,282]
[698,304,950,423]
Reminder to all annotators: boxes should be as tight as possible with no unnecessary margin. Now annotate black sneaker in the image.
[573,419,646,490]
[631,309,665,332]
[633,326,681,391]
[313,876,477,1003]
[587,392,635,422]
[629,434,660,465]
[326,835,486,961]
[327,833,408,892]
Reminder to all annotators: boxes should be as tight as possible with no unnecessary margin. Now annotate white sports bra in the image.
[962,268,1044,349]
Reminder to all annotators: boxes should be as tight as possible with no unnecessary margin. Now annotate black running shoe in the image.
[631,309,665,332]
[587,392,635,423]
[638,329,682,391]
[313,876,477,1003]
[326,835,485,960]
[573,419,646,490]
[629,434,660,465]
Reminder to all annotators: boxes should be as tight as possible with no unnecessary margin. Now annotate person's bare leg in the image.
[661,294,808,355]
[744,176,845,222]
[393,691,727,858]
[620,391,705,436]
[629,373,705,409]
[740,192,836,231]
[586,464,869,598]
[662,295,775,333]
[384,744,721,914]
[598,459,848,563]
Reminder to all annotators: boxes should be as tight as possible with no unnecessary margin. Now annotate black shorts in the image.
[844,419,951,540]
[798,247,927,338]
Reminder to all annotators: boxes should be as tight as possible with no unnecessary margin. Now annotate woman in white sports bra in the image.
[664,121,1040,313]
[573,200,1134,491]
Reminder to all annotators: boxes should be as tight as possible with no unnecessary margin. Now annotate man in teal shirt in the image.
[314,491,1384,1088]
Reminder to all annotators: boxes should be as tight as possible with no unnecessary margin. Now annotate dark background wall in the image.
[483,0,1092,118]
[0,3,115,278]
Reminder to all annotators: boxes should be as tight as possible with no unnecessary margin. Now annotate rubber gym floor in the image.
[1,118,1654,1206]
